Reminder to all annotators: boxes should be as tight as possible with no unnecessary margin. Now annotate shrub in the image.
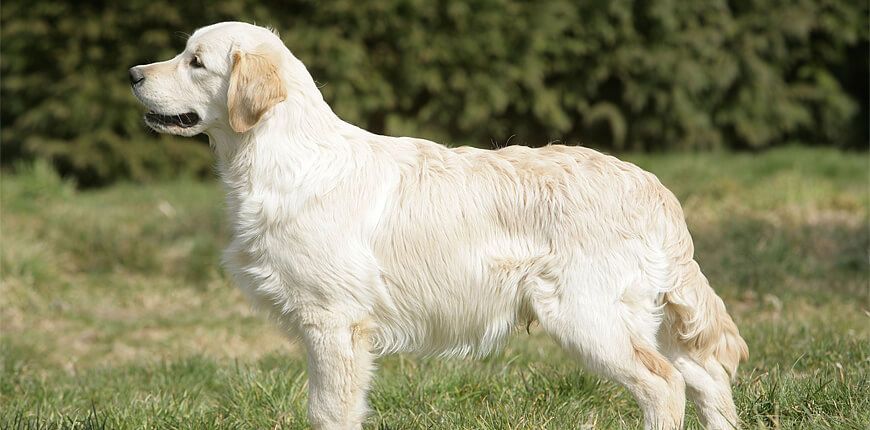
[1,0,866,185]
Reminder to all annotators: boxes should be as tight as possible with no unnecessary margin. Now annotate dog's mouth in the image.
[144,111,201,129]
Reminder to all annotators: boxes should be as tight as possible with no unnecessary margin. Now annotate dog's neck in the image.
[207,81,358,208]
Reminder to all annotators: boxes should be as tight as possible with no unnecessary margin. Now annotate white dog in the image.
[131,22,748,430]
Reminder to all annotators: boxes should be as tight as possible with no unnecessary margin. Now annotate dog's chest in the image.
[222,188,325,307]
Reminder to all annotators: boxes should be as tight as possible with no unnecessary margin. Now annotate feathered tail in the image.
[663,260,748,379]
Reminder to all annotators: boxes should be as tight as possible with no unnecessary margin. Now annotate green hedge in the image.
[2,0,866,185]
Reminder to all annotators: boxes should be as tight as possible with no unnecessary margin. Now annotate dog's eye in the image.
[190,55,204,69]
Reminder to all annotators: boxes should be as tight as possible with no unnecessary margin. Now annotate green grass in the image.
[1,147,868,429]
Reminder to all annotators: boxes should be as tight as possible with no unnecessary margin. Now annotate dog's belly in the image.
[369,238,542,358]
[369,187,558,358]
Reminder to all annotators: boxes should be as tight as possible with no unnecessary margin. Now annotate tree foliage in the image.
[2,0,866,185]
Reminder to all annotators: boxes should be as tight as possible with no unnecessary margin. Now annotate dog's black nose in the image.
[129,67,145,87]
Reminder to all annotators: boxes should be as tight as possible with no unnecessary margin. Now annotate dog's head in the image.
[130,22,289,136]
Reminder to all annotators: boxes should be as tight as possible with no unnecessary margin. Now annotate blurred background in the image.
[1,1,868,428]
[1,0,867,186]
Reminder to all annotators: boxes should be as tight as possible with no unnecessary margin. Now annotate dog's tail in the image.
[662,259,748,379]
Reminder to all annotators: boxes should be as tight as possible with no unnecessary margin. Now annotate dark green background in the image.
[2,0,867,186]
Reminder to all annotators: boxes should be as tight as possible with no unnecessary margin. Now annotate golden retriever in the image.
[130,21,747,430]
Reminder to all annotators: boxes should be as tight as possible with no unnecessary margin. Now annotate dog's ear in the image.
[227,44,287,133]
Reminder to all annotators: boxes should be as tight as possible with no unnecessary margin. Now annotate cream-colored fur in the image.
[131,22,748,430]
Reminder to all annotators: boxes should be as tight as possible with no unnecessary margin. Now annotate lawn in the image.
[1,147,868,429]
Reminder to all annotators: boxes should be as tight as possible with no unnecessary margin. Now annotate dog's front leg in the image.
[302,320,375,430]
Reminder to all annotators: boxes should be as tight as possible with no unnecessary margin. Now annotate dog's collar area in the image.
[145,111,201,128]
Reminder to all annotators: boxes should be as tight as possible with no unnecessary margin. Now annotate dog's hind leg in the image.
[527,260,685,430]
[667,352,739,430]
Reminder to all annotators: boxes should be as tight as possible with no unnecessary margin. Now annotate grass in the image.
[1,146,868,429]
